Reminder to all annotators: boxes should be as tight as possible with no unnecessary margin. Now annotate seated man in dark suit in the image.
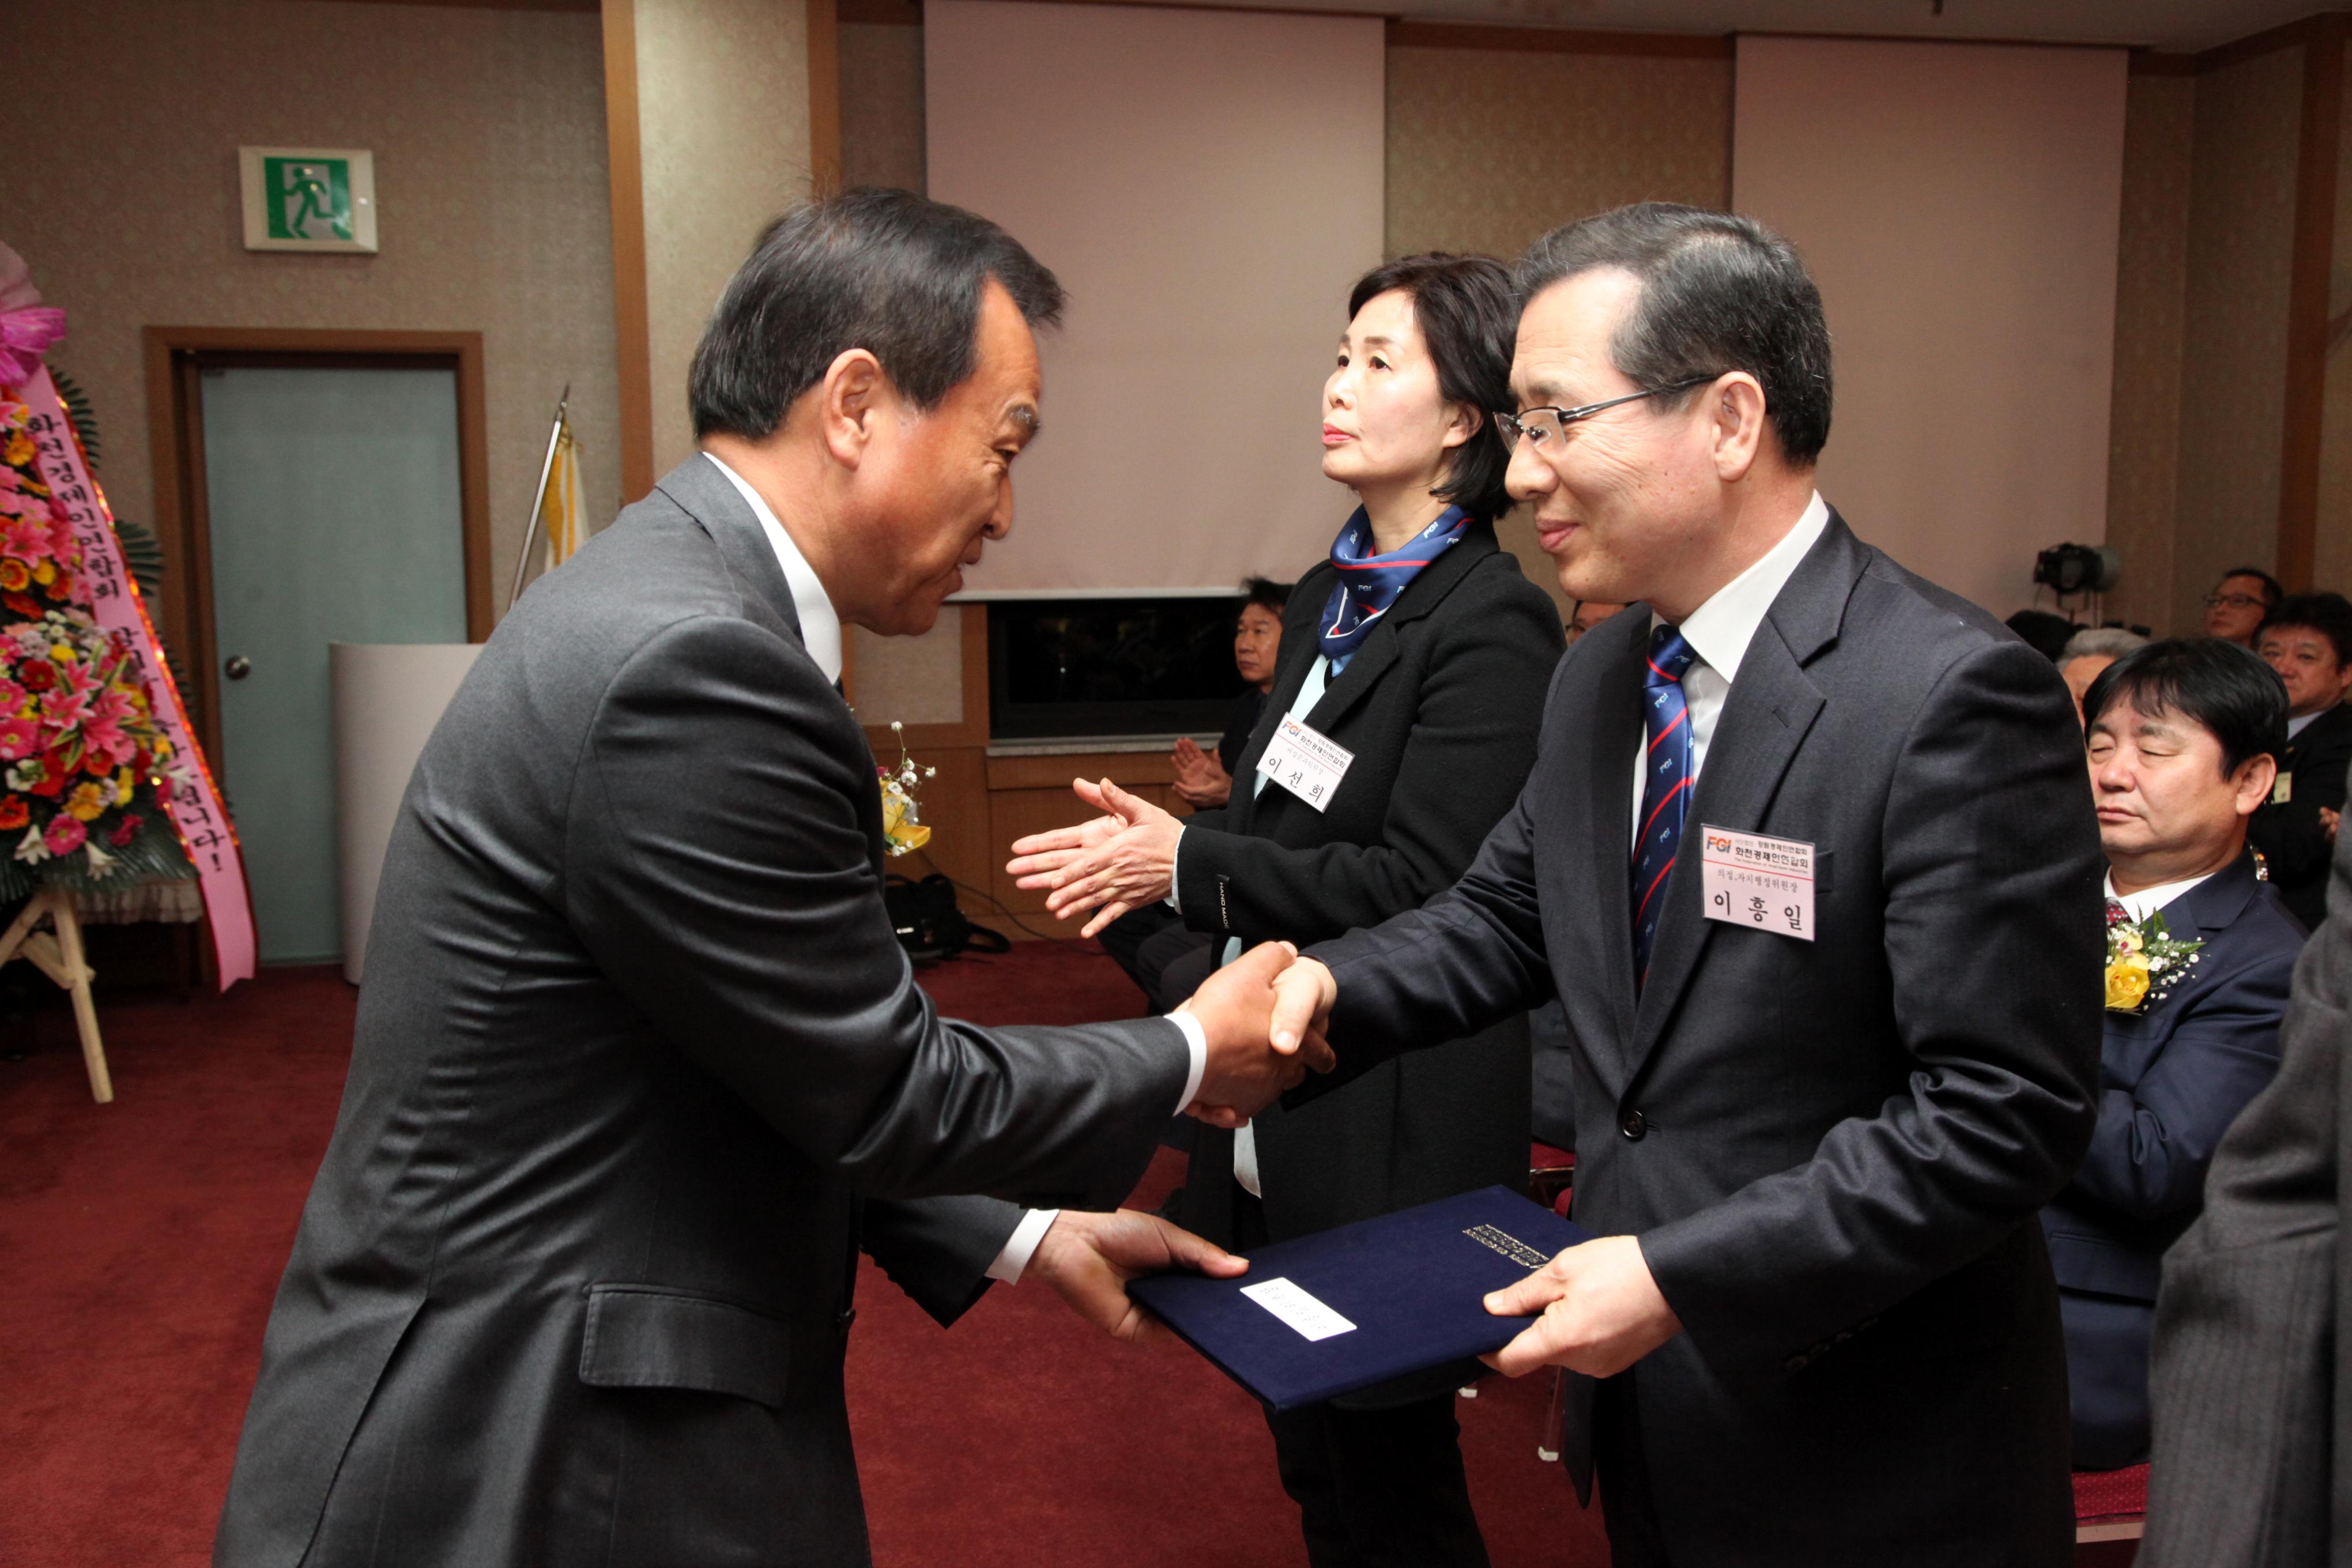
[2250,591,2352,929]
[2047,638,2305,1469]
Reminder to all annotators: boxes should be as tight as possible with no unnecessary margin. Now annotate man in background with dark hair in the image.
[212,190,1325,1567]
[2045,639,2300,1472]
[2251,591,2352,928]
[2204,566,2284,647]
[1259,201,2102,1566]
[1565,597,1628,644]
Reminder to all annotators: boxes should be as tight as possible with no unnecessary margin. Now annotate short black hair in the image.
[1515,203,1833,465]
[1240,576,1290,615]
[2217,567,2284,608]
[1347,253,1518,524]
[690,187,1065,440]
[2082,638,2288,777]
[2258,590,2352,668]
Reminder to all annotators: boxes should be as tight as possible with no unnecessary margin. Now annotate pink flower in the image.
[0,514,47,562]
[0,307,65,389]
[0,715,37,760]
[42,813,84,854]
[41,687,88,730]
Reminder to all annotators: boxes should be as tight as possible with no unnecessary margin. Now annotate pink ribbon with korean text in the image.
[16,367,255,989]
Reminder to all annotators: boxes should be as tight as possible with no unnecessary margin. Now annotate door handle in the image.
[224,655,252,681]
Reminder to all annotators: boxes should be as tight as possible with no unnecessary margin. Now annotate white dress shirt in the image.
[2287,710,2323,740]
[703,455,1207,1283]
[1629,492,1831,846]
[2105,869,2214,924]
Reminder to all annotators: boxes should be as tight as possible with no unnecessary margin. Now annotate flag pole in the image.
[506,385,571,613]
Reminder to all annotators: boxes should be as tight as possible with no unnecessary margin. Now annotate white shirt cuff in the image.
[985,1207,1061,1284]
[1165,826,1183,912]
[1167,1007,1209,1113]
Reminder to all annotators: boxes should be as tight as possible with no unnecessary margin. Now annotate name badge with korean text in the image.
[1256,713,1354,813]
[2272,772,2294,805]
[1699,826,1815,941]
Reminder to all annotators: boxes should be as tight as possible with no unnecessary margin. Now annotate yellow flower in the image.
[32,560,54,586]
[2104,955,2150,1012]
[64,781,108,822]
[2,430,32,466]
[114,767,133,805]
[881,789,930,854]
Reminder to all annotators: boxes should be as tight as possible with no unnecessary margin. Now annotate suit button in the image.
[1620,1110,1646,1141]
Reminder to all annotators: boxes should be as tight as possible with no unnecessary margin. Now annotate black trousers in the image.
[1094,904,1215,1014]
[1237,1196,1490,1568]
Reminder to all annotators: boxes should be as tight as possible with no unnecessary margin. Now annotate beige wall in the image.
[2105,72,2197,634]
[2170,44,2303,634]
[8,0,619,615]
[631,0,817,478]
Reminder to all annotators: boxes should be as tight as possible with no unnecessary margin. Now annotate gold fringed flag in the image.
[540,412,581,571]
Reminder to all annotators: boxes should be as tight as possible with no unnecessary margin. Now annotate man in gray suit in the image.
[1257,203,2104,1565]
[2140,827,2348,1565]
[213,190,1324,1567]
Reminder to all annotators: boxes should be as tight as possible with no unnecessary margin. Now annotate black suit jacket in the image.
[213,458,1190,1568]
[1302,513,2103,1566]
[2141,832,2349,1567]
[2249,700,2352,929]
[2040,854,2301,1460]
[1172,523,1561,1401]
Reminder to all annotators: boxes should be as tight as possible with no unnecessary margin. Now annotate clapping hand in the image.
[1478,1236,1683,1378]
[1026,1207,1247,1344]
[1170,737,1233,809]
[1174,940,1336,1124]
[1005,778,1182,937]
[2322,805,2339,845]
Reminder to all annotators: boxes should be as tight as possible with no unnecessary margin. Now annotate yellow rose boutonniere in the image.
[2102,904,2203,1015]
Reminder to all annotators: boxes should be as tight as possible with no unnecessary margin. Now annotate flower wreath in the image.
[2104,902,2204,1015]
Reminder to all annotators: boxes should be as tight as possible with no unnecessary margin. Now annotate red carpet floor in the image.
[0,943,1610,1567]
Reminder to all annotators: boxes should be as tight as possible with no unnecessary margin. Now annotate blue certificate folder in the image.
[1129,1185,1591,1410]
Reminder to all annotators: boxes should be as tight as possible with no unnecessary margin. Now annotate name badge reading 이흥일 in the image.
[1699,826,1815,941]
[1256,713,1355,813]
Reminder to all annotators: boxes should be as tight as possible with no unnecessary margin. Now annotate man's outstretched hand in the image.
[1026,1208,1247,1343]
[1479,1235,1683,1378]
[1175,942,1337,1128]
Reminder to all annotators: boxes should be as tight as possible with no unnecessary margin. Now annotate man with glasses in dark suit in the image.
[1254,203,2103,1567]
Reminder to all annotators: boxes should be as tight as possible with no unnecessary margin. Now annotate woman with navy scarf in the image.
[1008,254,1563,1566]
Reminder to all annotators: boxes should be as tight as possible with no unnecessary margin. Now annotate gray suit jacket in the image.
[1300,514,2103,1566]
[213,457,1191,1567]
[2140,832,2350,1567]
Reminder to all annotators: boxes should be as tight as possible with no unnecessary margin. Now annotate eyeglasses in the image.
[2203,593,2269,611]
[1492,376,1716,453]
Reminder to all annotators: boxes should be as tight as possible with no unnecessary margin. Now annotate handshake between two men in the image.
[1050,939,1682,1384]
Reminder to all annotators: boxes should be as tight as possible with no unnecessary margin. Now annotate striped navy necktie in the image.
[1633,623,1698,987]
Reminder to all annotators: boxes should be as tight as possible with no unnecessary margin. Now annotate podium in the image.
[331,643,482,985]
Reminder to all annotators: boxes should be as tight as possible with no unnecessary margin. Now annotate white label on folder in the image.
[1699,825,1816,941]
[1255,714,1354,812]
[1241,1277,1358,1342]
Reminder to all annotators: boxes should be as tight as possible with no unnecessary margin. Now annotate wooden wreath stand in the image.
[0,886,110,1103]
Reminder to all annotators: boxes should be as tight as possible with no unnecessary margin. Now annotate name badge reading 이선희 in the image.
[1256,713,1355,813]
[1699,826,1815,941]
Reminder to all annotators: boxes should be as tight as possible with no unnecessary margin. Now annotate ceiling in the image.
[1216,0,2331,54]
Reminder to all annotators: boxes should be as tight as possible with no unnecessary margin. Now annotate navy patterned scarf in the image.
[1318,504,1471,670]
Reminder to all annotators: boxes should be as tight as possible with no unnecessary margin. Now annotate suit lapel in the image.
[1626,518,1863,1073]
[1580,620,1648,1085]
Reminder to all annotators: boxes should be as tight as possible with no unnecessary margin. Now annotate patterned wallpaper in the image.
[2318,38,2352,598]
[1384,47,1732,263]
[2105,73,2195,634]
[634,0,815,478]
[9,0,620,617]
[2171,44,2301,635]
